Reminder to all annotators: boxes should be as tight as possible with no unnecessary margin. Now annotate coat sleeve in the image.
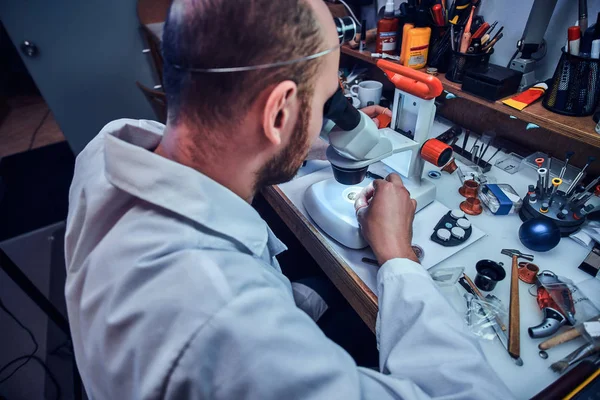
[162,259,513,400]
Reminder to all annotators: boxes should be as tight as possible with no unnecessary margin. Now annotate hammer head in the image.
[501,249,534,261]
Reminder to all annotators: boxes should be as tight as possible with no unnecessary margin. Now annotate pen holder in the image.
[445,49,493,84]
[428,25,452,73]
[543,48,600,117]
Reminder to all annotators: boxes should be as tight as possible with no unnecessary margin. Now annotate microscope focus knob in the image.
[421,139,453,167]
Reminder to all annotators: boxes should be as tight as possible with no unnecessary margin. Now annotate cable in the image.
[337,0,361,26]
[27,109,51,151]
[0,299,38,383]
[0,299,62,399]
[1,356,61,400]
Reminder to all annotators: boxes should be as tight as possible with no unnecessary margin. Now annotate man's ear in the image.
[262,80,298,146]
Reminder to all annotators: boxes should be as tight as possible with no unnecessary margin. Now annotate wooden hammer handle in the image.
[508,255,520,359]
[538,328,581,350]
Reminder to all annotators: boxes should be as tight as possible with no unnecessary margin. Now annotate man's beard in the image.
[255,95,312,190]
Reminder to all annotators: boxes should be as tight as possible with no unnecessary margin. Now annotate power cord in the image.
[337,0,361,26]
[0,298,61,399]
[0,298,38,383]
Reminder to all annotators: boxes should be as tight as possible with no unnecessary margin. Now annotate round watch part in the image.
[450,209,465,219]
[444,222,453,229]
[456,218,471,230]
[436,228,451,241]
[451,227,465,239]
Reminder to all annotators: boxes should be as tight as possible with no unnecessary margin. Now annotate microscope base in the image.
[303,177,436,249]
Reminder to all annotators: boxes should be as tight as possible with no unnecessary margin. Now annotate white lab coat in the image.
[64,119,513,399]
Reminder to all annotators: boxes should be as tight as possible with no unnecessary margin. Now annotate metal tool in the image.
[538,168,548,198]
[545,158,552,195]
[550,342,600,374]
[501,249,534,362]
[459,275,522,366]
[464,293,474,326]
[565,156,596,196]
[486,148,501,164]
[471,145,479,163]
[529,271,575,338]
[462,274,507,331]
[558,151,575,180]
[548,178,562,206]
[462,129,471,154]
[478,132,496,165]
[538,314,600,351]
[572,191,595,209]
[570,175,600,203]
[470,135,480,156]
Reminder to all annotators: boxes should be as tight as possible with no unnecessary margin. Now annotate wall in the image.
[479,0,600,81]
[0,0,157,154]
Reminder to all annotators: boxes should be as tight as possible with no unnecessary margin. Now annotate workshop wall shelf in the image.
[341,45,600,149]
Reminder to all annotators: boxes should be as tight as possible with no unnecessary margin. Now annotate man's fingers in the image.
[354,182,375,212]
[356,206,367,225]
[360,105,391,118]
[385,173,405,187]
[411,198,417,210]
[372,118,380,128]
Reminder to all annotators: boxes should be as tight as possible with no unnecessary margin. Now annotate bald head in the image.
[162,0,330,131]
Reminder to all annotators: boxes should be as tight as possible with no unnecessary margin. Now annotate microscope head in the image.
[322,88,393,185]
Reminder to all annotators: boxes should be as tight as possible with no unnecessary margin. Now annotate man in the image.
[64,0,512,398]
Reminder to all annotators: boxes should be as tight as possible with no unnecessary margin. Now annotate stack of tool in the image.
[520,153,599,235]
[445,128,496,172]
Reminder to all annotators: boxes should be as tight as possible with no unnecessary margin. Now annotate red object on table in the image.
[535,158,545,168]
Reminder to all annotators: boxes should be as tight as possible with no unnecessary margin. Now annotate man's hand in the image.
[354,173,418,265]
[359,105,392,128]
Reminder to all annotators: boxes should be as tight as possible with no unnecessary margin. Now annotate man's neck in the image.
[154,128,257,203]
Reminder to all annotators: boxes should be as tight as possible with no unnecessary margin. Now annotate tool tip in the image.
[513,357,524,367]
[550,360,569,374]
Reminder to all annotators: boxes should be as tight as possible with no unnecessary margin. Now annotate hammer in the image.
[501,249,534,362]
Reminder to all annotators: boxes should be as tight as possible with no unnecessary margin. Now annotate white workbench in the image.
[278,119,598,399]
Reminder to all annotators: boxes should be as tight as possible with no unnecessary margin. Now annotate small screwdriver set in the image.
[520,153,599,236]
[451,129,496,172]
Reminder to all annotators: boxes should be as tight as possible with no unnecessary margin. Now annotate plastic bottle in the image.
[376,0,400,55]
[401,5,431,69]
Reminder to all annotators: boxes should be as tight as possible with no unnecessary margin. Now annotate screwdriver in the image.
[565,156,596,196]
[472,22,490,39]
[548,178,563,207]
[559,151,575,180]
[432,4,445,26]
[569,175,600,203]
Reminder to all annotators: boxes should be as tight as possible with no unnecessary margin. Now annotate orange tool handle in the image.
[472,22,489,39]
[376,60,444,100]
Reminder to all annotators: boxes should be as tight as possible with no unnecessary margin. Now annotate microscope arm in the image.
[321,61,443,171]
[517,0,558,59]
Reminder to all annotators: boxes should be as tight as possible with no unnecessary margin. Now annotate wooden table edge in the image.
[261,185,379,333]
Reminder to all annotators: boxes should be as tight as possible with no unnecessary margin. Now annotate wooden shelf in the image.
[341,45,600,148]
